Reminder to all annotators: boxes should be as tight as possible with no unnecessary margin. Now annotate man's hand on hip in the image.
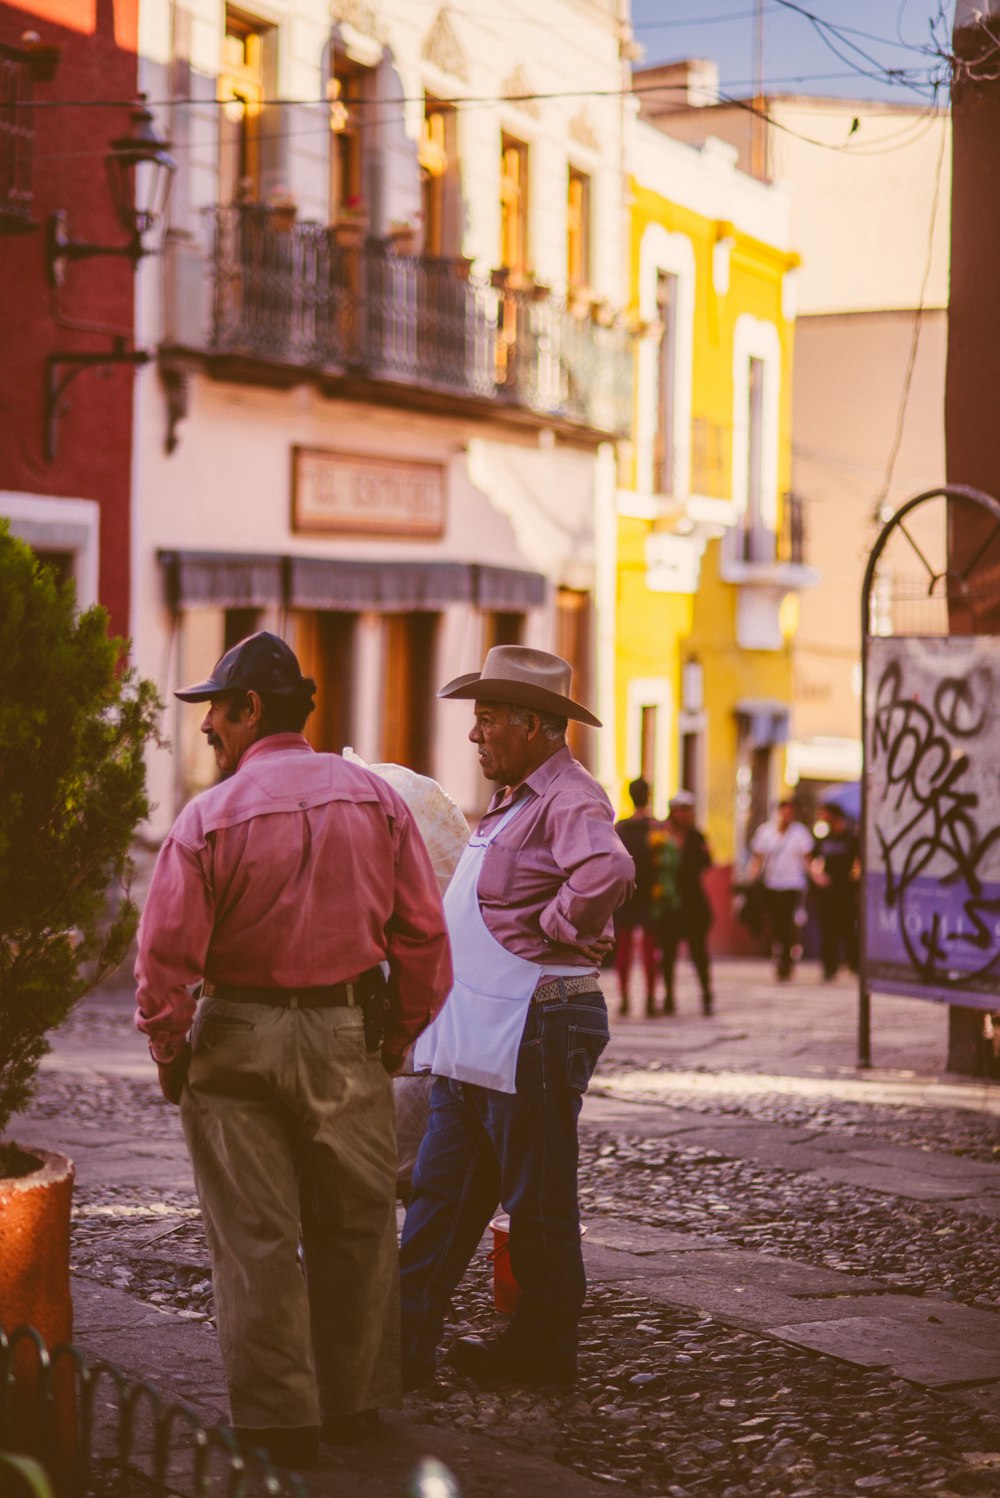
[156,1042,192,1105]
[577,934,614,965]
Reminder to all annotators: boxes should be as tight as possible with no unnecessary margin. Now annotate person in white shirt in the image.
[746,799,814,980]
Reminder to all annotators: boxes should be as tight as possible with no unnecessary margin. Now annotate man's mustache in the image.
[207,733,222,749]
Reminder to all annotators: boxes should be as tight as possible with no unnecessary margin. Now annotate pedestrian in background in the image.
[747,798,813,981]
[134,632,452,1470]
[810,802,860,980]
[612,776,658,1017]
[653,790,715,1016]
[401,646,634,1391]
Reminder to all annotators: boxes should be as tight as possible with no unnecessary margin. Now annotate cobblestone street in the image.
[15,961,1000,1497]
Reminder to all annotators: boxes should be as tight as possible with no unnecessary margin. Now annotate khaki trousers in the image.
[180,995,400,1429]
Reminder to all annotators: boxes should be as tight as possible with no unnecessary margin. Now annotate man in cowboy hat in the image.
[400,645,635,1389]
[134,632,451,1469]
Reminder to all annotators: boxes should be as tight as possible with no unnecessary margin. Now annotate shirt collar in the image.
[238,733,313,770]
[487,744,574,812]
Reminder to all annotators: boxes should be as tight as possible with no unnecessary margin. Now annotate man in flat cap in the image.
[400,646,635,1390]
[134,632,451,1470]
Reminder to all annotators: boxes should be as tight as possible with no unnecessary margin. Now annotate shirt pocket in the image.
[479,843,561,907]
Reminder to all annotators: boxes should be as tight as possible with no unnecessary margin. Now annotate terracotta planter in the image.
[268,205,298,233]
[568,288,593,320]
[387,227,419,256]
[333,220,367,251]
[0,1145,75,1479]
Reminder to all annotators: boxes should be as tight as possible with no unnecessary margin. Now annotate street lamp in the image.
[43,97,176,458]
[46,96,176,284]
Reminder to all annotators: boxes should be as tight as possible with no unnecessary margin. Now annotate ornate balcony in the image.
[161,207,633,441]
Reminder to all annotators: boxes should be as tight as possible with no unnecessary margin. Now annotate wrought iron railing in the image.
[690,418,729,500]
[194,207,633,436]
[732,492,806,567]
[778,490,806,565]
[0,44,36,234]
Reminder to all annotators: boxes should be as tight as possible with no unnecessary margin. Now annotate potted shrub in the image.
[0,521,160,1472]
[567,283,595,320]
[332,195,368,250]
[265,183,298,233]
[19,32,61,83]
[386,219,420,256]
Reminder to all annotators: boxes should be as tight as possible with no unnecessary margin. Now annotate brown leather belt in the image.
[531,974,601,1006]
[208,968,381,1009]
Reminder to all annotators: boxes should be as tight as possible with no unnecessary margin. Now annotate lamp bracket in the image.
[47,210,143,287]
[45,340,150,462]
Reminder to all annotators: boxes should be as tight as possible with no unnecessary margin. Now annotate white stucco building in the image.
[134,0,635,833]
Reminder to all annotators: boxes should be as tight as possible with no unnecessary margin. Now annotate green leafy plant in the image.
[0,1452,54,1497]
[0,521,162,1146]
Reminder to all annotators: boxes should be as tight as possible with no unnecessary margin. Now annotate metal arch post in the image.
[857,483,1000,1070]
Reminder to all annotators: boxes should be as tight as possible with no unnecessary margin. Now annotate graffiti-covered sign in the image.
[865,636,1000,1009]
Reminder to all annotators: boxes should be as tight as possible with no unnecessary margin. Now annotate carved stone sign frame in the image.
[291,446,446,539]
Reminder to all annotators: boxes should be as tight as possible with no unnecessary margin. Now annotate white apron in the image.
[412,797,542,1094]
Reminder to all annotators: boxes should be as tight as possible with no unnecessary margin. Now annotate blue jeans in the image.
[399,988,609,1379]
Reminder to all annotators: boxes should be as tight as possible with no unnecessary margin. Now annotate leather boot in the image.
[447,1334,576,1387]
[232,1425,320,1470]
[321,1410,380,1446]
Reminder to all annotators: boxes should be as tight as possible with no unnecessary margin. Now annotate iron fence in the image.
[200,207,634,436]
[1,1323,307,1497]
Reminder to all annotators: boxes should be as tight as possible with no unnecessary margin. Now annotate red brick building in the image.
[0,0,141,638]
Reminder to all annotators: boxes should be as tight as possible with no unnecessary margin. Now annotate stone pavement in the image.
[13,956,1000,1495]
[588,961,1000,1396]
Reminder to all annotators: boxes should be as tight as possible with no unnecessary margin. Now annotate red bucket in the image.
[488,1214,518,1313]
[488,1215,586,1314]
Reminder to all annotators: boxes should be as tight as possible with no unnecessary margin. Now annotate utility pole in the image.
[750,0,766,179]
[944,0,1000,1071]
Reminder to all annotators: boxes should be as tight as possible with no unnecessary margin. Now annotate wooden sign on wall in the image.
[292,447,446,539]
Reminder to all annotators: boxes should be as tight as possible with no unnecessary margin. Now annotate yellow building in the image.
[616,123,815,940]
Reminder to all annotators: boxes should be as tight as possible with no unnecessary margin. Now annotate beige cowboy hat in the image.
[438,645,601,727]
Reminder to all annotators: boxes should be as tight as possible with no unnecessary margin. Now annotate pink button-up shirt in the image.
[474,746,635,963]
[135,735,452,1062]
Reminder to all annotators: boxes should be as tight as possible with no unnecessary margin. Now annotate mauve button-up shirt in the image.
[135,735,452,1063]
[475,746,635,963]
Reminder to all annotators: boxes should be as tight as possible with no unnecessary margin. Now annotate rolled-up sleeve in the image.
[134,834,215,1063]
[384,808,453,1056]
[539,800,635,948]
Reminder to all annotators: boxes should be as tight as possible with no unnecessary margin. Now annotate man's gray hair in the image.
[504,704,568,741]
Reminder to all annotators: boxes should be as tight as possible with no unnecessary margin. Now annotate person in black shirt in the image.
[810,802,860,979]
[613,778,658,1017]
[655,791,715,1016]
